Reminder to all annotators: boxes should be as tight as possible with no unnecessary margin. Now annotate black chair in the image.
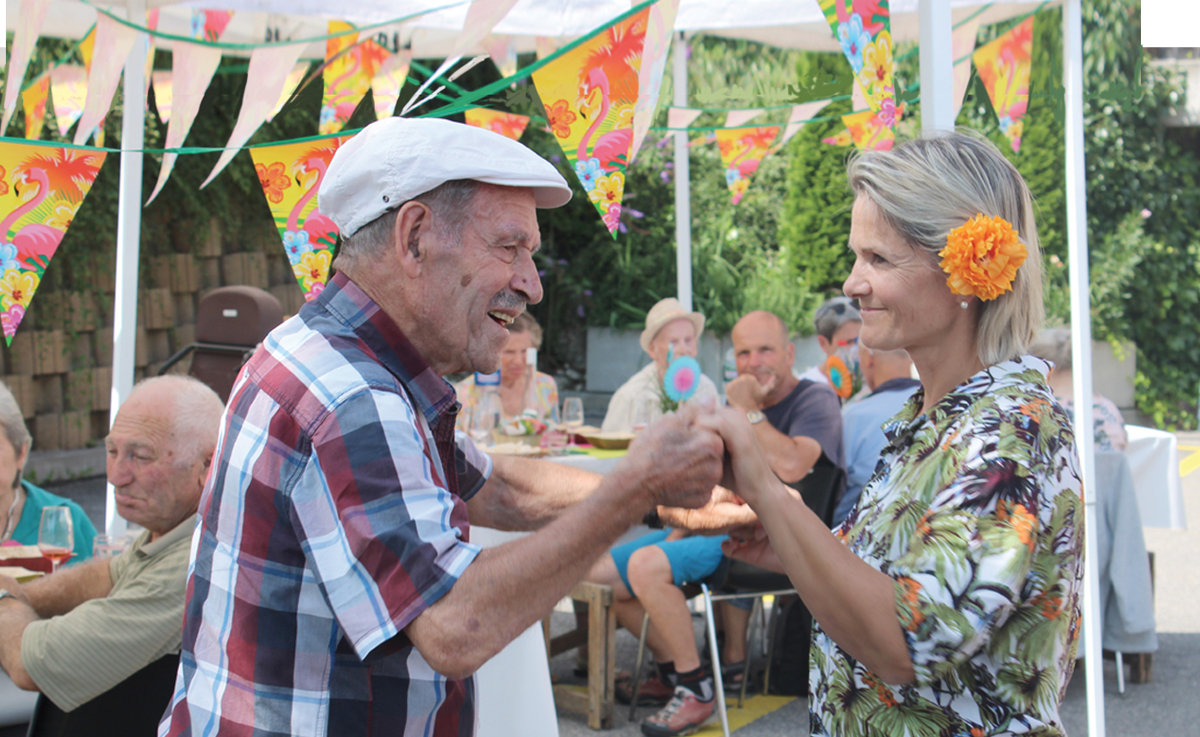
[25,653,180,737]
[157,285,284,401]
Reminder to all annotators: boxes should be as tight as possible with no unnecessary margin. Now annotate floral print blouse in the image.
[813,356,1084,737]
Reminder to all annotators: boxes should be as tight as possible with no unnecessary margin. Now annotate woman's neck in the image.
[499,372,530,416]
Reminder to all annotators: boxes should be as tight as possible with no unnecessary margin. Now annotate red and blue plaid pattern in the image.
[160,273,489,737]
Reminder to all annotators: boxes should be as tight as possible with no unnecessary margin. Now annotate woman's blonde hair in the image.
[847,130,1043,365]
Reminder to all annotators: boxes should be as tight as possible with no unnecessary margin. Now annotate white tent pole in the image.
[918,0,955,132]
[672,30,692,311]
[1063,0,1105,733]
[106,0,148,538]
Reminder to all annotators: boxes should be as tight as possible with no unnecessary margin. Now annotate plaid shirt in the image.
[160,273,490,737]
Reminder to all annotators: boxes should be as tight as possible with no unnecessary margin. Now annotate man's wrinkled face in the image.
[649,318,698,375]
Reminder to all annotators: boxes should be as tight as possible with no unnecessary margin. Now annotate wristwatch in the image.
[746,410,766,425]
[0,589,13,603]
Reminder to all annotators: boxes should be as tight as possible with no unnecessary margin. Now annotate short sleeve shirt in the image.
[762,379,845,468]
[811,356,1084,737]
[159,273,491,737]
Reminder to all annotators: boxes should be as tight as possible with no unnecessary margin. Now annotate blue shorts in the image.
[609,529,728,594]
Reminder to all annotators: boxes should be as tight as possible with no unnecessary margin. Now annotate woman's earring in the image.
[960,300,969,310]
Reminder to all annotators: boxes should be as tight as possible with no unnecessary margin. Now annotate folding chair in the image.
[26,653,179,737]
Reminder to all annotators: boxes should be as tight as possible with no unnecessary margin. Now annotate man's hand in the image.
[659,486,759,534]
[724,373,772,412]
[721,527,786,573]
[693,406,780,506]
[621,402,725,510]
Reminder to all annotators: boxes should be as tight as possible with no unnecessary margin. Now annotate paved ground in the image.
[11,432,1199,737]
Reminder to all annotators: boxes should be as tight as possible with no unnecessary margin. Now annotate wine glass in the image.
[543,403,568,452]
[38,506,74,573]
[561,397,584,447]
[468,403,497,447]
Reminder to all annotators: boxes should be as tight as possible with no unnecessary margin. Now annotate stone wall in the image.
[1,218,306,452]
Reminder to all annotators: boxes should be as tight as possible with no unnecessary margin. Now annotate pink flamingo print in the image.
[286,155,338,249]
[0,168,64,271]
[575,68,633,171]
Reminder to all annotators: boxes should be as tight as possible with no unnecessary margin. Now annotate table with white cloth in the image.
[1124,425,1187,530]
[471,449,628,736]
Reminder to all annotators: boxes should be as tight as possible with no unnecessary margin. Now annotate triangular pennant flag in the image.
[822,127,854,146]
[3,0,52,135]
[0,144,107,343]
[723,108,765,128]
[630,0,679,163]
[249,137,349,301]
[142,9,160,103]
[49,65,87,136]
[200,42,309,188]
[21,74,50,140]
[74,14,139,145]
[688,132,716,148]
[146,42,224,203]
[190,9,235,42]
[535,36,560,60]
[151,71,174,123]
[464,108,530,140]
[266,62,310,122]
[667,107,701,130]
[820,0,896,134]
[320,25,391,134]
[952,17,984,120]
[482,35,518,78]
[779,99,833,146]
[714,126,779,204]
[371,51,412,120]
[452,0,521,57]
[842,108,894,150]
[532,8,648,236]
[973,16,1033,152]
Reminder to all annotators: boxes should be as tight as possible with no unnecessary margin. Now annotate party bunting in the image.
[190,9,235,43]
[820,0,897,140]
[371,51,412,120]
[822,127,854,147]
[451,0,521,57]
[974,16,1033,152]
[147,41,224,202]
[21,74,50,140]
[532,8,648,236]
[482,36,518,78]
[723,108,764,128]
[715,126,779,204]
[320,24,391,135]
[49,65,87,136]
[666,107,702,142]
[266,62,311,122]
[0,144,107,343]
[952,17,984,120]
[842,108,894,150]
[778,99,833,146]
[77,26,106,146]
[535,36,560,60]
[201,42,310,188]
[74,15,138,146]
[629,0,678,163]
[249,137,349,301]
[2,0,51,135]
[151,71,174,123]
[464,108,530,140]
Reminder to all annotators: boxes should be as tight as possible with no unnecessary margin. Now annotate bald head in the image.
[860,346,913,391]
[733,311,789,346]
[731,310,798,407]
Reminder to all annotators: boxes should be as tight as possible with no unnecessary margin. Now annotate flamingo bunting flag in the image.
[74,15,138,146]
[371,51,412,120]
[320,23,391,135]
[266,62,312,122]
[0,143,107,344]
[714,126,779,204]
[629,0,678,163]
[151,71,175,123]
[951,17,984,120]
[49,65,88,136]
[1,0,51,136]
[20,74,50,140]
[531,8,649,236]
[463,108,530,141]
[249,137,350,301]
[973,16,1034,153]
[820,0,898,150]
[146,40,224,203]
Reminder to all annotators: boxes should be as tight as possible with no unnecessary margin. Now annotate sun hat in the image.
[813,296,861,341]
[639,298,706,354]
[318,117,573,237]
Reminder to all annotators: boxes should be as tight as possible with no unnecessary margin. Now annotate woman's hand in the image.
[722,526,786,573]
[659,485,759,534]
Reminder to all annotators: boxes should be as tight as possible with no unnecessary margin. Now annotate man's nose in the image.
[513,254,543,305]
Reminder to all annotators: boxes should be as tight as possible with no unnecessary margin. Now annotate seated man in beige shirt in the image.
[0,375,223,735]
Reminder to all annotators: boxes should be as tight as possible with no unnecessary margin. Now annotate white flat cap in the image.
[318,117,573,237]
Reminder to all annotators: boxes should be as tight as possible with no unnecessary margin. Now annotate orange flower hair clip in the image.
[938,213,1028,301]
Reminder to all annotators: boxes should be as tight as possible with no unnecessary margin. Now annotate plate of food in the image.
[580,430,636,450]
[487,441,550,457]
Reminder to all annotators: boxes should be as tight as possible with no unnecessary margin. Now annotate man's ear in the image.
[394,201,432,277]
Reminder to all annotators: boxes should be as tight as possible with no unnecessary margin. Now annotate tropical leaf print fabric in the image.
[814,356,1083,737]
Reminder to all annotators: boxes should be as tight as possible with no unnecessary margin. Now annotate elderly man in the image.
[835,346,920,526]
[601,298,720,432]
[0,375,223,735]
[159,118,724,737]
[797,296,863,392]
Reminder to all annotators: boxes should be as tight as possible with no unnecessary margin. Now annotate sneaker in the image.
[615,672,674,706]
[640,686,715,737]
